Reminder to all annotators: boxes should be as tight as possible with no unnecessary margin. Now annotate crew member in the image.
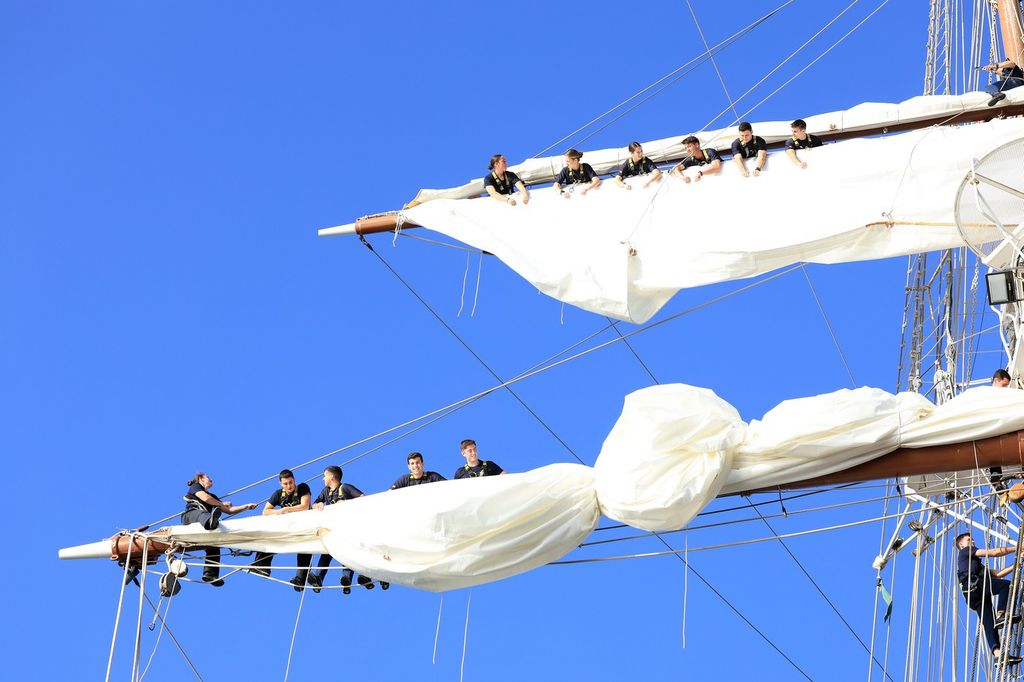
[484,154,530,205]
[310,466,380,593]
[993,368,1013,388]
[181,471,258,586]
[391,452,446,489]
[250,469,312,591]
[614,142,661,190]
[553,148,600,197]
[671,136,722,183]
[955,533,1022,665]
[984,60,1024,106]
[731,122,767,177]
[454,439,506,479]
[785,119,823,169]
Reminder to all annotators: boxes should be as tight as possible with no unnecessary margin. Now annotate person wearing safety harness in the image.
[671,135,722,183]
[181,471,258,586]
[249,469,312,590]
[784,118,822,169]
[484,154,530,206]
[454,439,506,479]
[309,466,385,593]
[984,59,1024,107]
[731,122,768,177]
[955,533,1023,665]
[553,148,601,198]
[614,141,661,190]
[390,452,446,489]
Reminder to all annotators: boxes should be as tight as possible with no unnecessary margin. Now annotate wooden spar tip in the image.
[744,429,1024,494]
[109,533,172,566]
[319,213,420,238]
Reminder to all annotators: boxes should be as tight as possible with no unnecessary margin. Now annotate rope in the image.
[139,587,174,681]
[529,0,794,158]
[460,590,472,682]
[801,265,858,387]
[131,540,150,682]
[282,585,306,682]
[432,595,444,665]
[105,539,134,682]
[458,250,470,317]
[684,0,740,121]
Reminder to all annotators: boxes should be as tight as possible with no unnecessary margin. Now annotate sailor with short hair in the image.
[731,122,767,177]
[784,118,823,169]
[553,148,601,198]
[309,466,378,594]
[390,452,446,489]
[671,135,722,183]
[181,471,258,586]
[993,368,1013,388]
[614,142,662,190]
[484,154,530,206]
[249,469,312,590]
[454,439,506,479]
[955,533,1022,665]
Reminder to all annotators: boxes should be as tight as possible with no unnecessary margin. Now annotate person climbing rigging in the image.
[553,148,601,197]
[454,439,506,479]
[984,59,1024,106]
[484,154,530,206]
[614,141,661,190]
[249,469,312,590]
[955,533,1023,665]
[390,452,446,489]
[784,118,823,169]
[671,135,722,183]
[731,121,768,177]
[181,471,258,586]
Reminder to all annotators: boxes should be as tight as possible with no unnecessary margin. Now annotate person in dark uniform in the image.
[671,136,722,183]
[484,154,530,206]
[553,148,601,198]
[614,141,661,190]
[955,533,1022,664]
[984,60,1024,106]
[181,471,258,586]
[249,469,312,591]
[785,118,823,169]
[390,452,446,489]
[309,466,380,593]
[454,439,506,479]
[731,122,767,177]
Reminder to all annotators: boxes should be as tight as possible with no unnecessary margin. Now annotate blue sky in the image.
[5,2,1010,680]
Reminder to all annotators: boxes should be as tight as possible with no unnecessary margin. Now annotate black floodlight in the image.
[986,270,1021,306]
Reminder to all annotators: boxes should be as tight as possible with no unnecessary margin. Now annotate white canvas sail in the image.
[71,385,1024,592]
[396,113,1024,323]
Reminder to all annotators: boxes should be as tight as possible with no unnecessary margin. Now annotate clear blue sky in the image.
[4,2,1008,680]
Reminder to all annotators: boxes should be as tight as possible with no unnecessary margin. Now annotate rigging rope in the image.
[801,265,858,388]
[106,539,134,682]
[432,595,444,665]
[139,586,175,681]
[460,590,472,682]
[282,585,306,682]
[683,0,740,121]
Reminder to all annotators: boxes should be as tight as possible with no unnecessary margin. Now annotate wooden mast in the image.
[996,0,1024,67]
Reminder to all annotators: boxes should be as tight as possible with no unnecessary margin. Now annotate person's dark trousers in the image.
[181,509,223,580]
[295,554,312,583]
[313,554,353,584]
[974,576,1012,653]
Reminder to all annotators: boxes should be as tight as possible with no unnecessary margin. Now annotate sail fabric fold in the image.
[405,117,1024,323]
[156,386,1024,590]
[594,385,1024,531]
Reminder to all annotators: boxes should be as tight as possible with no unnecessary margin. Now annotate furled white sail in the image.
[398,113,1024,323]
[122,385,1024,592]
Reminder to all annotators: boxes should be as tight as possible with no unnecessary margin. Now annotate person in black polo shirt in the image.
[484,154,530,206]
[731,122,767,177]
[309,465,380,593]
[955,533,1022,665]
[671,136,722,184]
[391,452,446,489]
[249,469,312,590]
[181,471,258,586]
[614,141,661,190]
[785,118,823,169]
[553,148,601,198]
[454,439,506,479]
[984,59,1024,106]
